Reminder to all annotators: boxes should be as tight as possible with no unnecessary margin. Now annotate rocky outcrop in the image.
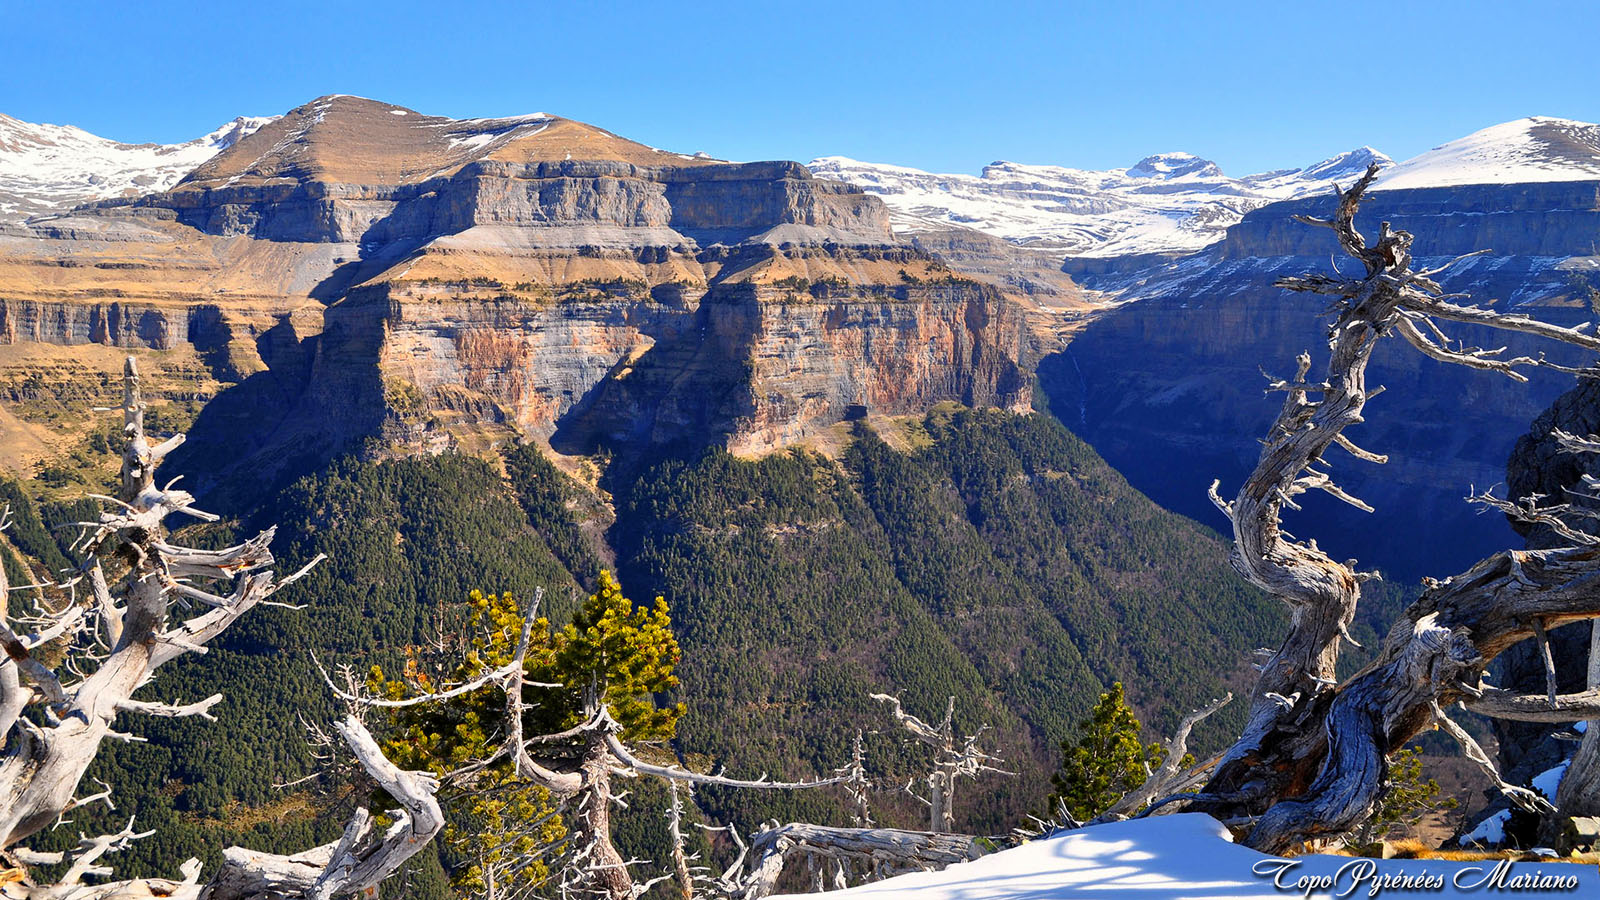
[348,259,1029,458]
[123,158,893,249]
[0,298,193,348]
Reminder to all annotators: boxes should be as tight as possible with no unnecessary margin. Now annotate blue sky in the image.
[4,0,1596,176]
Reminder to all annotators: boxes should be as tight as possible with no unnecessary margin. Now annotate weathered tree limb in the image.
[1196,165,1600,853]
[734,824,985,900]
[1095,693,1231,823]
[869,694,1009,832]
[1466,687,1600,722]
[1,358,442,900]
[606,731,849,791]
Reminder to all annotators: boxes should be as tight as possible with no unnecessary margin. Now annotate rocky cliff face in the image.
[0,96,1031,484]
[1496,378,1600,787]
[1219,181,1600,261]
[1047,179,1600,580]
[324,250,1029,461]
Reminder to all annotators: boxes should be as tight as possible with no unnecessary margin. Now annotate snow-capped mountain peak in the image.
[0,113,277,223]
[1298,146,1391,182]
[198,115,280,153]
[811,117,1600,261]
[1127,152,1224,180]
[1377,116,1600,189]
[809,146,1394,259]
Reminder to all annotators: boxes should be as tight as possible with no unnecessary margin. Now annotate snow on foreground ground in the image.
[773,814,1600,899]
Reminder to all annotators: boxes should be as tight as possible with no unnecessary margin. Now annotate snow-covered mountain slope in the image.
[813,117,1600,261]
[0,114,275,223]
[808,148,1392,259]
[774,814,1600,899]
[1378,117,1600,190]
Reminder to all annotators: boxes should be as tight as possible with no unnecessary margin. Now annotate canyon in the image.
[6,103,1599,585]
[822,118,1600,580]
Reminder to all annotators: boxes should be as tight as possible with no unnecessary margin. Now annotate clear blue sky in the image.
[4,0,1596,176]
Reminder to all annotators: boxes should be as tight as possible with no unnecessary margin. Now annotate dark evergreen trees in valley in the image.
[0,378,1280,886]
[0,360,445,899]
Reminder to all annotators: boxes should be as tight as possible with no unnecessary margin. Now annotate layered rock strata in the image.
[0,96,1032,481]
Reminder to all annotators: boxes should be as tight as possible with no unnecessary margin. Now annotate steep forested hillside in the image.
[0,407,1277,885]
[615,409,1275,834]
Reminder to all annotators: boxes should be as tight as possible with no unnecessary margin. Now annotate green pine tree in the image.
[370,571,684,899]
[1043,682,1168,822]
[1350,746,1457,849]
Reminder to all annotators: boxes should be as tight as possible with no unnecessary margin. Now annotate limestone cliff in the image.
[0,96,1030,484]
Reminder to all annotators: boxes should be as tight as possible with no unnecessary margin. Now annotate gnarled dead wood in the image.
[1095,693,1231,823]
[870,694,1010,833]
[1,358,441,900]
[717,824,986,900]
[1194,165,1600,853]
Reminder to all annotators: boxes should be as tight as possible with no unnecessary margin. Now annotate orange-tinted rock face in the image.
[357,268,1029,456]
[0,96,1036,476]
[732,284,1030,454]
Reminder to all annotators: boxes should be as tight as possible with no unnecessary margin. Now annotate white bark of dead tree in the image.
[1551,620,1600,826]
[1183,165,1600,853]
[1523,431,1600,844]
[0,358,442,899]
[692,821,986,900]
[331,617,852,900]
[870,694,1010,833]
[1091,692,1231,824]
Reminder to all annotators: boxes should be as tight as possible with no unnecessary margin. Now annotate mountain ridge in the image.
[812,116,1600,261]
[0,112,275,223]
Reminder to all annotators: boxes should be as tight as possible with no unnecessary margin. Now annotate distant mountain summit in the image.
[814,117,1600,261]
[177,94,721,194]
[1377,116,1600,189]
[1126,152,1224,180]
[808,146,1397,259]
[0,112,275,223]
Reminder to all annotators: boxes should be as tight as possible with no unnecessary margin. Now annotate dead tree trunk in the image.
[870,694,1009,833]
[338,631,852,900]
[1181,165,1600,853]
[1550,620,1600,835]
[576,738,634,900]
[0,358,443,899]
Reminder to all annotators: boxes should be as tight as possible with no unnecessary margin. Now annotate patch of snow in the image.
[0,113,277,222]
[445,117,551,155]
[774,814,1598,899]
[1533,759,1571,799]
[447,133,497,153]
[1459,808,1510,846]
[389,109,408,116]
[456,112,552,125]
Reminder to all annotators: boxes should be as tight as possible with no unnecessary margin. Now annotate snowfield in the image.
[0,113,275,222]
[812,117,1600,261]
[773,815,1599,899]
[808,150,1390,259]
[1377,118,1600,190]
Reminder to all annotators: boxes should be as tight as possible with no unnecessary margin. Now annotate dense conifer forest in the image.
[0,407,1279,888]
